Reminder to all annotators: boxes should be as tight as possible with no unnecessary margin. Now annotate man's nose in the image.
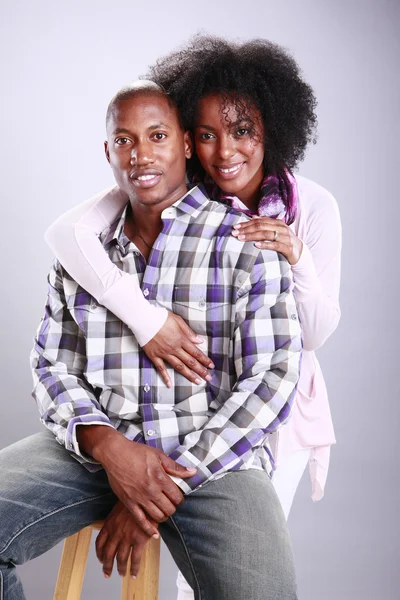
[130,141,154,165]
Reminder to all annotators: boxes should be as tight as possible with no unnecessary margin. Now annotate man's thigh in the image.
[160,470,298,600]
[0,431,116,566]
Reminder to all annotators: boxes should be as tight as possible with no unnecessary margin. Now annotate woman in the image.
[45,36,341,599]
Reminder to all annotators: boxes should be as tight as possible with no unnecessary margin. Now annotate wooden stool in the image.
[53,521,160,599]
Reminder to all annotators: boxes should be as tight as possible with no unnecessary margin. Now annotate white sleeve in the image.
[44,186,167,346]
[291,187,342,351]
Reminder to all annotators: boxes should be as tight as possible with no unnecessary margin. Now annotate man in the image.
[0,81,301,600]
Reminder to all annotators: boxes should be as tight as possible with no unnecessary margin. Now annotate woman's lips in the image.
[214,162,244,180]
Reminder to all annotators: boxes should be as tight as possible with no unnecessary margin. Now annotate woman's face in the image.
[194,94,265,208]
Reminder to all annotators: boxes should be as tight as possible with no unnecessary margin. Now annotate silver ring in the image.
[273,230,279,242]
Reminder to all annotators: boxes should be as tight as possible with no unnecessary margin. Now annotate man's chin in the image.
[130,189,167,207]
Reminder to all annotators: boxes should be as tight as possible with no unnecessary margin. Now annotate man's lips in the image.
[129,169,162,189]
[214,162,245,179]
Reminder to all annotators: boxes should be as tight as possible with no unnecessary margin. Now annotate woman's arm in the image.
[231,185,342,351]
[45,187,214,385]
[290,193,341,350]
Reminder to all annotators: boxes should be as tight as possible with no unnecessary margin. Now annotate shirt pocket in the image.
[65,291,121,335]
[172,285,233,339]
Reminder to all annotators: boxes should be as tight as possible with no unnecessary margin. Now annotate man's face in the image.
[105,94,192,208]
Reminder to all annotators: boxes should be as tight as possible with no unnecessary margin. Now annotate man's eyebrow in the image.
[113,128,131,135]
[112,124,172,135]
[148,122,172,130]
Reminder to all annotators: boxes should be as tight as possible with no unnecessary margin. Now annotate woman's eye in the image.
[236,128,250,137]
[199,133,214,141]
[115,137,130,145]
[153,133,166,140]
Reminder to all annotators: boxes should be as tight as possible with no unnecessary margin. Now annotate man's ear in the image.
[104,141,110,163]
[184,131,193,159]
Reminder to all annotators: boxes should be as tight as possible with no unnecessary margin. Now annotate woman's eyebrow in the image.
[196,124,217,131]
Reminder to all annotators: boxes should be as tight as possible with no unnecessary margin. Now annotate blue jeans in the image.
[0,432,298,599]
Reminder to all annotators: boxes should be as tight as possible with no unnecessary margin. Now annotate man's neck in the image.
[124,184,188,256]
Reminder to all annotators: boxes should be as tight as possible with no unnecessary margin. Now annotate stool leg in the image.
[53,526,93,600]
[121,537,160,600]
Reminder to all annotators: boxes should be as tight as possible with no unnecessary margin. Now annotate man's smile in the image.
[129,168,163,188]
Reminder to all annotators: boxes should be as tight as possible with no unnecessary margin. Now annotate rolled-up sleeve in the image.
[30,261,114,469]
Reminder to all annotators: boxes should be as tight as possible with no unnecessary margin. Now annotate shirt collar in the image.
[100,184,211,249]
[170,184,210,217]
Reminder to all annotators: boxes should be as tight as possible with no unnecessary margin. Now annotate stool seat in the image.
[53,521,160,599]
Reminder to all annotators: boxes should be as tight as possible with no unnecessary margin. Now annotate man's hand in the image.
[143,312,215,387]
[96,501,157,579]
[77,426,196,536]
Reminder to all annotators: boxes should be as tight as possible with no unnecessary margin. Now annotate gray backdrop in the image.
[1,0,399,598]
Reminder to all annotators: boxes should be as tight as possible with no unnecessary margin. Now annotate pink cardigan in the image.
[45,175,341,500]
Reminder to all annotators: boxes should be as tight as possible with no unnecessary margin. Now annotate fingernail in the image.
[153,533,159,539]
[194,336,203,343]
[238,235,246,240]
[103,573,110,579]
[233,224,241,229]
[205,375,212,382]
[131,575,137,580]
[209,362,215,369]
[195,378,201,385]
[231,230,239,236]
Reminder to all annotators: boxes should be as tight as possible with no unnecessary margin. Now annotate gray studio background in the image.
[0,0,398,598]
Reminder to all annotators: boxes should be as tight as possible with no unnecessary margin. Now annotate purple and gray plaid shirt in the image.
[31,185,302,493]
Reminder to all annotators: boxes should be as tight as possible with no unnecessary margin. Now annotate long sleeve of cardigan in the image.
[290,180,342,351]
[44,186,168,347]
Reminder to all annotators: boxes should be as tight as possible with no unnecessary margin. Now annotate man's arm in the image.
[168,250,302,493]
[31,260,117,461]
[31,261,195,533]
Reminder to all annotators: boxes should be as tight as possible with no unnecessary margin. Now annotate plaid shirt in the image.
[31,185,302,493]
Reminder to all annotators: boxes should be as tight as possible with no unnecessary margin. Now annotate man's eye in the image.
[115,137,130,145]
[153,133,166,140]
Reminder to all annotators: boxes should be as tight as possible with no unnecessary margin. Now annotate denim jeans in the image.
[0,431,298,600]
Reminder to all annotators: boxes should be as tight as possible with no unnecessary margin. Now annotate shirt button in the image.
[143,383,150,392]
[143,289,149,297]
[147,429,155,436]
[90,301,97,310]
[291,314,297,320]
[134,251,140,256]
[198,297,206,308]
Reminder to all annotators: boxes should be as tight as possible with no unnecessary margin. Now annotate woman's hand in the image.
[143,312,215,388]
[232,216,303,265]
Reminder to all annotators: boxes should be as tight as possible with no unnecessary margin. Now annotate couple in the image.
[0,36,341,600]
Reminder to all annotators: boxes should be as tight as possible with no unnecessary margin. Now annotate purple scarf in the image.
[200,169,298,225]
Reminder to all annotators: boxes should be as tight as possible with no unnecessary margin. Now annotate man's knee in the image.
[172,470,298,599]
[0,431,113,567]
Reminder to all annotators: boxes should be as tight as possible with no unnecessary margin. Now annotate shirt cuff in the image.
[65,415,114,466]
[168,448,213,494]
